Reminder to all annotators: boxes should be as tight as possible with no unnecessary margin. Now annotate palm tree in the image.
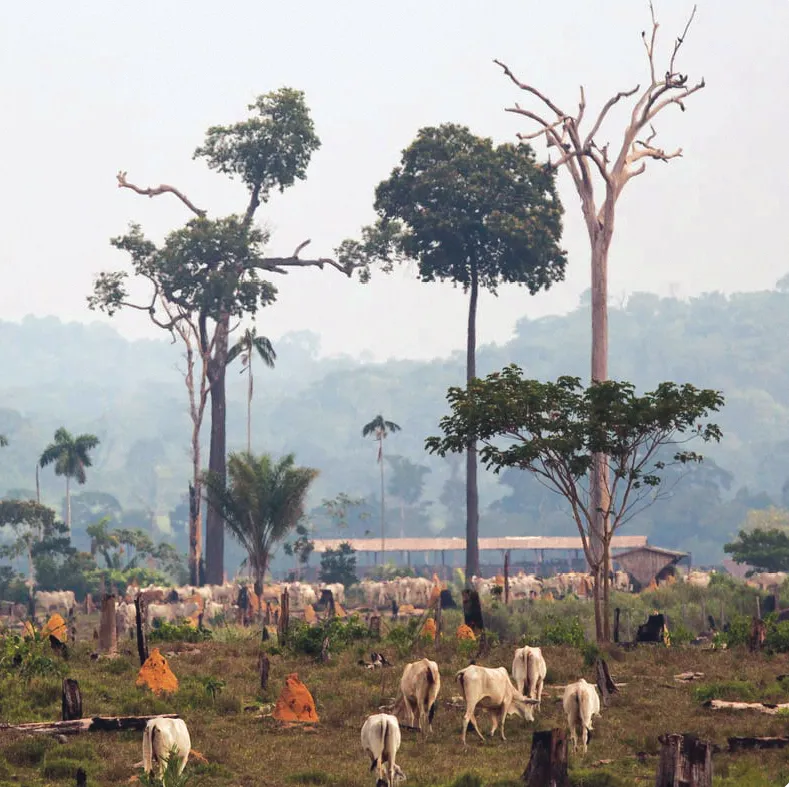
[227,327,276,454]
[203,452,318,594]
[39,428,100,536]
[361,415,401,559]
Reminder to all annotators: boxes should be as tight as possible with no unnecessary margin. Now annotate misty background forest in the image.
[2,281,787,572]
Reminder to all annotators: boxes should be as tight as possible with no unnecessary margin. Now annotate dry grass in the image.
[0,616,788,786]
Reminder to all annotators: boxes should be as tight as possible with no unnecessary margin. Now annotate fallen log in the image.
[728,736,789,752]
[704,699,789,715]
[0,713,180,736]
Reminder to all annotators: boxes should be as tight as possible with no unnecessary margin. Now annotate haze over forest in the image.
[3,281,789,570]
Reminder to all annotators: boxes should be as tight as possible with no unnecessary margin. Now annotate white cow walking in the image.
[399,658,440,735]
[512,646,547,710]
[142,717,191,778]
[456,665,538,745]
[360,713,406,787]
[562,678,601,754]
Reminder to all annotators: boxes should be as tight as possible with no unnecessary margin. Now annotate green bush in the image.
[0,631,65,682]
[288,615,370,657]
[692,680,757,703]
[543,616,586,648]
[42,755,93,780]
[3,736,55,766]
[149,621,213,644]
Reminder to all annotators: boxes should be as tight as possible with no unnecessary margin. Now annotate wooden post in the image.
[68,607,77,645]
[76,767,87,787]
[434,600,442,645]
[134,593,148,666]
[368,614,381,639]
[504,550,510,606]
[278,589,290,646]
[613,607,621,643]
[655,734,713,787]
[98,594,117,655]
[320,636,330,663]
[595,658,617,707]
[522,729,570,787]
[62,679,82,721]
[462,589,484,633]
[258,652,270,693]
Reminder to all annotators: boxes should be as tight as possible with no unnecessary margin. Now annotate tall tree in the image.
[89,88,357,585]
[426,365,723,642]
[227,326,276,454]
[203,451,317,596]
[38,428,100,536]
[346,124,567,578]
[361,415,401,558]
[0,500,64,587]
[495,3,704,632]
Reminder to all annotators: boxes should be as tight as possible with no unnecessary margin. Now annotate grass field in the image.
[1,603,789,786]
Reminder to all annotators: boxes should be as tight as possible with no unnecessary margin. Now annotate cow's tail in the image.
[456,669,465,698]
[426,662,438,724]
[577,685,588,730]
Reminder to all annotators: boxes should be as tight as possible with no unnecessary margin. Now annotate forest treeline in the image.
[2,282,789,568]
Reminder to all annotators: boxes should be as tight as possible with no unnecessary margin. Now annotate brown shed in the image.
[614,546,689,590]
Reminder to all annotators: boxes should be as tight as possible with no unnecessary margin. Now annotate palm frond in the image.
[252,336,276,368]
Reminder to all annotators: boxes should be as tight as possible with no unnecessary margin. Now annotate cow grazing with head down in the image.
[399,658,440,735]
[562,678,601,754]
[511,646,547,711]
[360,713,406,787]
[456,665,538,745]
[142,717,191,779]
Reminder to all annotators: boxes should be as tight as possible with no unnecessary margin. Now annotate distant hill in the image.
[2,284,789,567]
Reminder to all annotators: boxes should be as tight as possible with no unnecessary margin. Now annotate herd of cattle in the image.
[142,646,597,787]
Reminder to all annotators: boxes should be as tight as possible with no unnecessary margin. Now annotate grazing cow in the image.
[35,590,76,613]
[511,646,547,710]
[360,713,406,787]
[142,717,191,778]
[562,678,601,754]
[456,665,538,745]
[399,658,440,735]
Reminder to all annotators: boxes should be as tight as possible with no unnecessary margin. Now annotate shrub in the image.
[692,680,757,703]
[149,621,213,644]
[3,736,55,766]
[543,616,586,648]
[288,615,370,657]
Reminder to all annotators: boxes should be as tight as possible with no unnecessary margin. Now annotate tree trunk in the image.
[205,318,229,586]
[0,714,180,737]
[188,481,201,586]
[98,594,117,655]
[591,563,605,643]
[379,438,386,560]
[61,679,82,721]
[247,361,253,455]
[504,550,510,606]
[655,734,713,787]
[134,593,149,666]
[65,476,71,536]
[258,651,270,694]
[278,589,290,646]
[522,729,570,787]
[465,265,480,581]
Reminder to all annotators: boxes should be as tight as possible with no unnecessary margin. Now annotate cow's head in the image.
[508,692,539,722]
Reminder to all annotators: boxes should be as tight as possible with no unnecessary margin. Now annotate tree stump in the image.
[278,590,290,646]
[368,614,381,639]
[748,618,766,652]
[134,593,148,666]
[83,594,93,615]
[62,679,82,721]
[595,657,617,707]
[522,729,570,787]
[504,551,511,606]
[636,613,666,644]
[264,601,272,626]
[98,595,117,655]
[655,734,713,787]
[75,767,87,787]
[258,652,270,693]
[462,589,485,634]
[613,607,621,644]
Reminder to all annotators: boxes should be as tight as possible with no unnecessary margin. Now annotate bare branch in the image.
[250,238,354,277]
[641,2,659,84]
[669,4,698,75]
[583,85,640,149]
[494,59,568,119]
[116,171,206,218]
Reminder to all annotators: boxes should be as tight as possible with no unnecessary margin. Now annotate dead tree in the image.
[655,733,712,786]
[134,593,149,666]
[0,713,180,737]
[495,3,705,643]
[504,550,510,606]
[62,679,83,721]
[258,651,270,693]
[98,594,117,655]
[748,617,766,652]
[522,729,570,787]
[462,589,485,633]
[595,657,618,707]
[278,589,290,646]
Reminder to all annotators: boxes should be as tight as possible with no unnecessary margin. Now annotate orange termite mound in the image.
[273,672,319,723]
[41,613,68,643]
[456,624,476,641]
[136,647,179,696]
[422,617,437,639]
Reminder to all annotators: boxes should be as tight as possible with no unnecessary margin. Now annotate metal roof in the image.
[309,535,648,553]
[613,545,689,560]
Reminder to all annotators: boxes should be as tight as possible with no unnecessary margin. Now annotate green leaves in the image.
[723,528,789,574]
[39,429,100,485]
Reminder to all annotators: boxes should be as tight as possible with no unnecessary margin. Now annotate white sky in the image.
[1,1,787,362]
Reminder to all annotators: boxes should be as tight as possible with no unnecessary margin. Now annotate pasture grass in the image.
[1,604,789,785]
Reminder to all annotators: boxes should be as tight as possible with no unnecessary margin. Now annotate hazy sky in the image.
[2,1,787,362]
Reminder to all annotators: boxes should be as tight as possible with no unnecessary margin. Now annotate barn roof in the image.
[309,535,648,553]
[613,545,689,560]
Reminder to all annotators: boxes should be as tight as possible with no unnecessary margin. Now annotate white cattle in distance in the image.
[360,713,406,787]
[399,658,440,735]
[512,646,547,710]
[142,717,191,779]
[562,678,601,754]
[455,665,538,745]
[35,590,76,613]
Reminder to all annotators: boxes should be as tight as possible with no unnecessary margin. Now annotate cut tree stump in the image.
[0,713,180,737]
[98,594,117,655]
[728,736,789,752]
[705,699,789,715]
[259,652,270,693]
[462,589,484,634]
[595,658,617,707]
[62,679,82,721]
[655,734,713,787]
[522,729,570,787]
[134,593,148,666]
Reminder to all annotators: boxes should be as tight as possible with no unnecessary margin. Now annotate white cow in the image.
[456,665,538,745]
[35,590,76,613]
[399,658,440,735]
[360,713,406,787]
[562,678,601,754]
[512,646,547,710]
[142,717,191,778]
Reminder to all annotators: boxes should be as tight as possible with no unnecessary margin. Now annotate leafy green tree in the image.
[89,87,356,586]
[318,493,371,536]
[426,364,724,642]
[319,542,358,587]
[227,326,276,454]
[38,428,100,536]
[724,529,789,574]
[362,416,401,557]
[70,491,123,534]
[346,124,566,578]
[283,522,315,580]
[0,500,64,584]
[203,451,318,592]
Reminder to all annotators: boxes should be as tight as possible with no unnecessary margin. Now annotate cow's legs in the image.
[536,676,544,710]
[462,707,485,745]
